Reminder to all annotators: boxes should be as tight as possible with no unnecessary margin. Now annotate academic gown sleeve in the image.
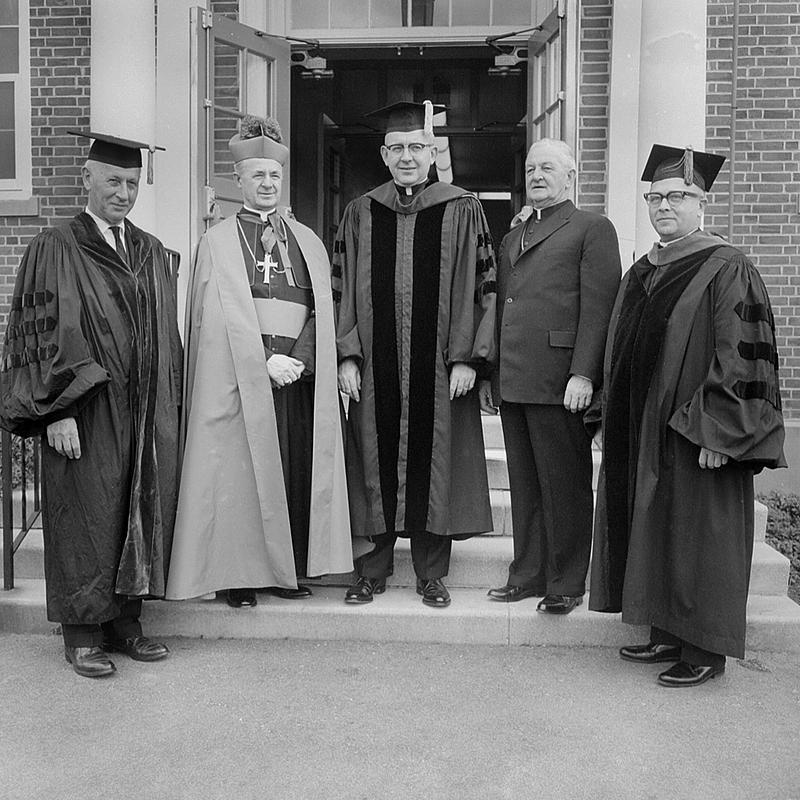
[331,199,363,366]
[668,255,786,469]
[0,228,110,437]
[446,195,497,377]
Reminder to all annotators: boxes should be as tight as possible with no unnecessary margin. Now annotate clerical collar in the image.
[239,206,276,223]
[529,199,570,223]
[394,180,428,204]
[658,227,701,248]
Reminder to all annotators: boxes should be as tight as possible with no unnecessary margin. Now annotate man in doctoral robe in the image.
[480,139,621,615]
[167,115,352,607]
[0,131,182,678]
[589,145,786,687]
[333,100,497,608]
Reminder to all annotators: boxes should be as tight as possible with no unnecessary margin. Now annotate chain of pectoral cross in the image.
[236,218,280,284]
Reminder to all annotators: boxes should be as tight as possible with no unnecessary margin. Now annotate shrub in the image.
[757,491,800,604]
[0,435,39,491]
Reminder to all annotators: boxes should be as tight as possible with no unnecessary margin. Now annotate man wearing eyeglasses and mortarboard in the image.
[0,131,182,678]
[332,101,497,608]
[589,145,786,687]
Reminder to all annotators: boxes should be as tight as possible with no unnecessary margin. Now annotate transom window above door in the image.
[289,0,534,31]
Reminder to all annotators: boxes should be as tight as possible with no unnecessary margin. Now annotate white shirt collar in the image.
[85,207,124,236]
[243,205,276,223]
[658,227,700,248]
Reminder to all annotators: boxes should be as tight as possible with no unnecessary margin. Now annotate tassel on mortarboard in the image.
[640,144,726,191]
[147,146,155,185]
[423,100,434,138]
[683,146,694,186]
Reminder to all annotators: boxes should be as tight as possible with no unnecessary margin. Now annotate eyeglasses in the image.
[643,191,701,208]
[385,143,430,156]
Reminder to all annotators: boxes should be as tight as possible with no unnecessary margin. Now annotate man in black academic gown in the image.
[0,132,182,678]
[333,101,497,608]
[589,145,786,687]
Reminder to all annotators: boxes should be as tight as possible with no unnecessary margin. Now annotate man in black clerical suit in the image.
[481,138,621,615]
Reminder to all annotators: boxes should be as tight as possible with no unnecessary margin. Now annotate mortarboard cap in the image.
[364,100,446,136]
[641,144,726,191]
[229,114,289,165]
[69,130,165,184]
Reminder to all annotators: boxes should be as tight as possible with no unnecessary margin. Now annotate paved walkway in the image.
[1,635,799,800]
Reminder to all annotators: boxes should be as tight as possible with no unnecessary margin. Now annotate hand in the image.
[338,358,361,402]
[267,354,304,388]
[698,447,729,470]
[563,374,593,413]
[449,363,476,400]
[478,380,498,414]
[47,417,81,459]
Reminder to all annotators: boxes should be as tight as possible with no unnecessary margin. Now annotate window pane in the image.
[214,40,241,111]
[332,0,368,27]
[245,52,270,118]
[213,39,242,180]
[0,130,15,179]
[0,28,19,73]
[0,0,19,26]
[292,0,328,28]
[371,1,405,27]
[213,113,238,179]
[451,0,489,26]
[493,0,530,26]
[410,0,438,26]
[0,80,13,128]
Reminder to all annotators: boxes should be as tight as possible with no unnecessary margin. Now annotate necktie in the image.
[111,225,128,266]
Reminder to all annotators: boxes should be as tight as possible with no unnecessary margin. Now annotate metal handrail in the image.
[2,430,42,590]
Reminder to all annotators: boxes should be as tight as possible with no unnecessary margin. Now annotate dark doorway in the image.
[290,47,527,250]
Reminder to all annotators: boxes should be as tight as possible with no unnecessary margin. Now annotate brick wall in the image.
[0,0,90,326]
[576,0,613,215]
[706,2,800,417]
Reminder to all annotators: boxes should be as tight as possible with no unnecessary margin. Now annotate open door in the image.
[192,8,290,230]
[511,134,527,216]
[316,114,348,253]
[526,5,565,147]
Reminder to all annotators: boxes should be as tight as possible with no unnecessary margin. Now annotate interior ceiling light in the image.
[485,25,539,77]
[291,50,334,80]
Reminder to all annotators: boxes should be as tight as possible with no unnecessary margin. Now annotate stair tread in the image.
[2,579,798,651]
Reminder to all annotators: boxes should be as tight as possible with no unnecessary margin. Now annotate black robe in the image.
[0,213,182,624]
[332,181,497,539]
[589,231,785,658]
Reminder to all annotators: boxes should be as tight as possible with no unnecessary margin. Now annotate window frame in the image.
[0,0,32,208]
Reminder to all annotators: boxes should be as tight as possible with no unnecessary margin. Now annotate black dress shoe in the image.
[101,635,170,662]
[536,594,583,614]
[265,585,313,600]
[416,578,451,608]
[657,661,724,688]
[487,584,542,602]
[226,588,257,608]
[619,642,682,664]
[64,645,116,678]
[344,576,386,604]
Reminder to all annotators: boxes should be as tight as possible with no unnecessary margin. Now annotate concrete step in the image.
[2,579,798,652]
[485,447,603,492]
[6,530,790,596]
[481,412,504,449]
